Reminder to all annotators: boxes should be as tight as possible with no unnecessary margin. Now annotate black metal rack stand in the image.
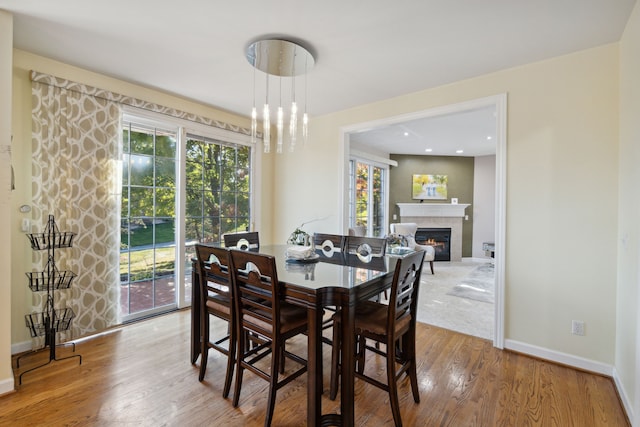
[16,214,82,384]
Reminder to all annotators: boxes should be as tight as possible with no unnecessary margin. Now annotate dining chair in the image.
[329,250,426,427]
[223,231,259,251]
[228,249,308,427]
[345,236,387,260]
[194,244,235,398]
[346,235,388,301]
[312,233,348,335]
[313,233,346,260]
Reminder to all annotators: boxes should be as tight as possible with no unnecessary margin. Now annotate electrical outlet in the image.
[571,320,585,336]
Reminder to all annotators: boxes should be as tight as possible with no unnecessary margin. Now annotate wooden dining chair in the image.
[329,250,426,427]
[313,233,346,253]
[194,244,235,398]
[228,249,308,427]
[223,231,259,251]
[346,235,388,301]
[313,232,347,263]
[345,235,387,259]
[312,233,348,334]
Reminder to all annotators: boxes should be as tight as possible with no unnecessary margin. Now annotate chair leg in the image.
[223,325,236,399]
[232,330,247,407]
[386,338,403,427]
[430,260,434,274]
[198,315,209,382]
[407,330,420,403]
[279,344,285,374]
[329,319,341,400]
[356,335,366,374]
[265,340,281,427]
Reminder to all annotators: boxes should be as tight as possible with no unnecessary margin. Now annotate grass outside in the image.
[120,220,249,280]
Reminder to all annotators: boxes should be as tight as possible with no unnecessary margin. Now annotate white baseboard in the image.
[0,377,15,396]
[504,339,613,375]
[504,339,637,422]
[11,340,32,355]
[612,367,635,424]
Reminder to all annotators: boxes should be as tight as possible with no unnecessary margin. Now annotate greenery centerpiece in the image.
[287,228,310,246]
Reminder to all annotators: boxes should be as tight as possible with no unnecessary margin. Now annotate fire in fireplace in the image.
[415,228,451,261]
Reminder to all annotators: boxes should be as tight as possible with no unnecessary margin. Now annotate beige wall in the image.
[0,10,14,395]
[617,1,640,421]
[273,44,620,365]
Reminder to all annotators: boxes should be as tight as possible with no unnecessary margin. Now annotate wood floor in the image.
[1,310,629,426]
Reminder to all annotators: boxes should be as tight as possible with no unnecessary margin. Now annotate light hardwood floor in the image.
[1,310,630,426]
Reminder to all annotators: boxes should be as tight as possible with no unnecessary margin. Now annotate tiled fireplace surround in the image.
[397,203,470,262]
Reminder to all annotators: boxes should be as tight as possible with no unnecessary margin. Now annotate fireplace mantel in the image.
[396,203,470,218]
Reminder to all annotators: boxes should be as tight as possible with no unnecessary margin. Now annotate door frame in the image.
[338,93,507,348]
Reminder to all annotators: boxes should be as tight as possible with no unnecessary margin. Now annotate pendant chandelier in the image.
[246,38,315,153]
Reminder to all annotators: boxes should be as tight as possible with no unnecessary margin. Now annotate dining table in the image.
[190,244,404,427]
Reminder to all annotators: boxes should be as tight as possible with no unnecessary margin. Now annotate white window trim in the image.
[121,106,260,311]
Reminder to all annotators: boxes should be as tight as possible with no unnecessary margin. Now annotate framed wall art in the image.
[412,174,448,200]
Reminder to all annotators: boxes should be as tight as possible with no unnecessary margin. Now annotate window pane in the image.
[130,154,154,186]
[129,187,154,217]
[155,133,176,158]
[130,129,154,155]
[186,139,203,163]
[355,162,369,227]
[203,190,219,216]
[155,157,175,187]
[186,161,203,190]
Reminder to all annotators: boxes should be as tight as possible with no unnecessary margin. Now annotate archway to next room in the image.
[339,94,507,349]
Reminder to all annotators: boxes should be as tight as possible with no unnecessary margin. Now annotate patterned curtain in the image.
[31,79,121,340]
[29,71,253,342]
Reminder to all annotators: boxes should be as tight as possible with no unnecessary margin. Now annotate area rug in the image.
[416,261,494,340]
[446,263,494,303]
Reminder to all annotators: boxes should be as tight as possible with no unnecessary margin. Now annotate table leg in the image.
[340,303,356,427]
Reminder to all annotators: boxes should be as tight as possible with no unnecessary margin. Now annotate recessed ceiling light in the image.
[487,136,493,140]
[403,132,409,137]
[456,149,464,154]
[425,148,432,152]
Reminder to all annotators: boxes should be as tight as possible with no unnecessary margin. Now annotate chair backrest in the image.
[313,233,346,255]
[345,236,387,260]
[195,244,231,312]
[228,249,280,339]
[387,250,426,335]
[223,231,259,251]
[389,223,418,237]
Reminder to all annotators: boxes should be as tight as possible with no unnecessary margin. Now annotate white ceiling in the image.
[1,0,635,155]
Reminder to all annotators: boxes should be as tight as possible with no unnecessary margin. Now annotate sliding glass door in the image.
[120,113,254,322]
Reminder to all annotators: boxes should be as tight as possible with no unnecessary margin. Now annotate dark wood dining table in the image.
[190,244,400,427]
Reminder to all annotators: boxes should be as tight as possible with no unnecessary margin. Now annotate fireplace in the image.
[415,228,451,261]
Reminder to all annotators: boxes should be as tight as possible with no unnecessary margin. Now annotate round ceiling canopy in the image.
[246,39,315,77]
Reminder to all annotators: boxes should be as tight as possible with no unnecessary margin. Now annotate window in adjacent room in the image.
[348,159,387,237]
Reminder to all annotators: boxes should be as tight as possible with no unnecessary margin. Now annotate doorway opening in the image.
[340,94,506,348]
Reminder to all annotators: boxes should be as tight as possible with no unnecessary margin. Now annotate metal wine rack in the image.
[17,214,82,384]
